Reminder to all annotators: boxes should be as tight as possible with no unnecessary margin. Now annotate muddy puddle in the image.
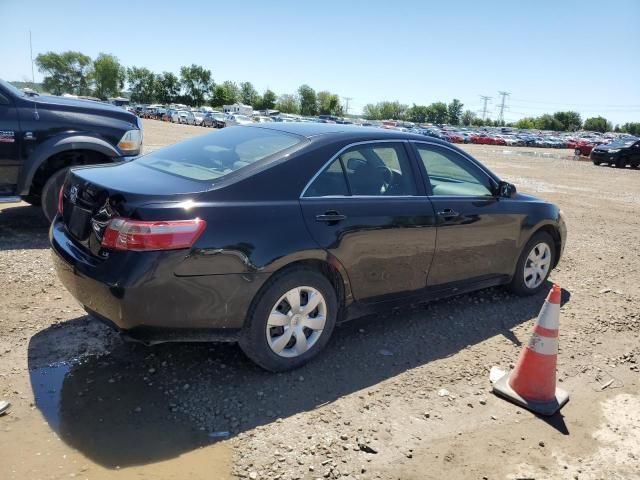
[1,355,233,480]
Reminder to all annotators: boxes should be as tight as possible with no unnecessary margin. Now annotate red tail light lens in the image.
[58,186,64,214]
[101,218,206,251]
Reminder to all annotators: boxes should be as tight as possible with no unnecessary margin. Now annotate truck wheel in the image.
[41,168,69,223]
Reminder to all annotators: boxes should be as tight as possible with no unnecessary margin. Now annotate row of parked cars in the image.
[131,103,639,164]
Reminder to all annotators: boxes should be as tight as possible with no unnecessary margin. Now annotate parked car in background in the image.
[225,114,254,126]
[203,112,226,128]
[171,110,189,123]
[590,138,640,168]
[51,123,566,371]
[186,111,204,126]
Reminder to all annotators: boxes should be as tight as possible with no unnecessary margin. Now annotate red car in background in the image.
[445,133,464,143]
[472,133,493,145]
[574,139,607,156]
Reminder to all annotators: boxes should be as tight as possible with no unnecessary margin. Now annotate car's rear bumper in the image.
[50,218,269,334]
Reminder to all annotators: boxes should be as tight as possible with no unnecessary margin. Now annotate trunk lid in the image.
[61,161,208,256]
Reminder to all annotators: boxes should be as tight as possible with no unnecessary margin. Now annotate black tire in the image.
[615,157,626,168]
[631,162,639,169]
[20,194,41,206]
[508,231,556,296]
[592,160,601,166]
[41,168,69,223]
[239,268,338,372]
[574,148,582,156]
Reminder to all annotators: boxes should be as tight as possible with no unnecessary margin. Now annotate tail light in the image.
[101,218,206,251]
[58,186,64,214]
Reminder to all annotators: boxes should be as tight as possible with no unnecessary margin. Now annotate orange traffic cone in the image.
[492,284,569,416]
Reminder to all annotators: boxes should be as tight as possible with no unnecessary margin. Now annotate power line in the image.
[497,91,510,124]
[342,97,353,115]
[510,98,640,108]
[479,95,492,120]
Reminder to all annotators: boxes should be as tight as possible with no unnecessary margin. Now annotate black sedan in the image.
[590,138,640,168]
[51,124,566,371]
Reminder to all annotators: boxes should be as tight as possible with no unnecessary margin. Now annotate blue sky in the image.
[1,0,638,124]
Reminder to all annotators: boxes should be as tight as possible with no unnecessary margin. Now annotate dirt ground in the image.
[1,119,638,480]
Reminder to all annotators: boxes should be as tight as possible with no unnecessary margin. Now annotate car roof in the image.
[247,122,451,145]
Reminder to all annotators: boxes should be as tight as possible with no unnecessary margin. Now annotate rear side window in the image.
[136,127,303,182]
[304,142,417,197]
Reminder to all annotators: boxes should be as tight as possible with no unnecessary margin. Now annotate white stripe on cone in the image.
[536,302,560,330]
[527,333,559,356]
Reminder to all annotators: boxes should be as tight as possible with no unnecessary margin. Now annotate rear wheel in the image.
[508,231,555,296]
[41,168,69,223]
[239,268,337,372]
[574,148,582,156]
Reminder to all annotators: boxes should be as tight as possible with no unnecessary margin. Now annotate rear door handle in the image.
[437,208,459,218]
[316,211,347,222]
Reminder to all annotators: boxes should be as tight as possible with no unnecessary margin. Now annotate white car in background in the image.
[171,110,189,123]
[186,111,205,126]
[225,114,254,126]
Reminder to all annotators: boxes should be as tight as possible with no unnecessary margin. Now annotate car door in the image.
[412,141,522,287]
[300,141,437,302]
[0,90,21,195]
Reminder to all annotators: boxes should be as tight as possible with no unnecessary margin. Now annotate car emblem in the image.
[69,185,79,204]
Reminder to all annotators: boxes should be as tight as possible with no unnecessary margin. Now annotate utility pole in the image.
[497,91,510,124]
[480,95,491,121]
[29,30,35,86]
[342,96,352,116]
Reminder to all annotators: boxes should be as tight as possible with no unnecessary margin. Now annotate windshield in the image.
[0,79,26,98]
[136,126,304,182]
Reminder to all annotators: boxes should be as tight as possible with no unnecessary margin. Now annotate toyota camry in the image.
[51,123,566,371]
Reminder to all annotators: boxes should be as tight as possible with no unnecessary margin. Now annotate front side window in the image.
[416,144,494,197]
[304,142,417,197]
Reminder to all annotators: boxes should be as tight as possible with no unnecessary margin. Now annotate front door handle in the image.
[437,208,460,218]
[316,211,347,222]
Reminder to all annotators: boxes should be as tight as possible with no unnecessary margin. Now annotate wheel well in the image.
[534,225,562,267]
[28,149,111,197]
[272,259,347,309]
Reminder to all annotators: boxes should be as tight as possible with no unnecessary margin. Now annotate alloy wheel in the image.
[524,242,551,289]
[266,286,327,358]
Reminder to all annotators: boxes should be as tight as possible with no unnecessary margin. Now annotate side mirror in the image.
[498,181,516,198]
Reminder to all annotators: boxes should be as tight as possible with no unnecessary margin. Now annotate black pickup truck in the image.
[0,79,142,221]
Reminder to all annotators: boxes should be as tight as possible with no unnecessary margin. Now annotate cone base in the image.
[493,372,569,416]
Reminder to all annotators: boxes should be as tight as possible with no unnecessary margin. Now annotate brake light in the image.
[101,218,206,251]
[58,186,64,214]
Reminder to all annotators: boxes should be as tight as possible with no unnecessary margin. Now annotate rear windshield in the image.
[136,126,303,182]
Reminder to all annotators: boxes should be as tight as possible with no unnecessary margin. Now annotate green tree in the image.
[155,72,180,104]
[362,103,382,120]
[447,99,464,125]
[258,89,277,110]
[239,81,259,106]
[179,64,212,106]
[426,102,448,124]
[552,111,582,131]
[211,81,240,107]
[406,104,430,123]
[534,114,564,131]
[515,117,537,129]
[583,116,612,133]
[92,53,125,100]
[298,84,318,116]
[316,91,343,116]
[275,94,300,114]
[461,110,476,126]
[127,66,156,103]
[620,122,640,136]
[35,51,92,95]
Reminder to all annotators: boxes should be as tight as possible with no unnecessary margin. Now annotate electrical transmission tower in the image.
[497,91,510,124]
[479,95,492,120]
[342,97,353,116]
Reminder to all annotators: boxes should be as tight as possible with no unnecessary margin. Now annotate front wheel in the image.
[508,231,556,296]
[574,148,582,156]
[239,268,338,372]
[41,168,69,223]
